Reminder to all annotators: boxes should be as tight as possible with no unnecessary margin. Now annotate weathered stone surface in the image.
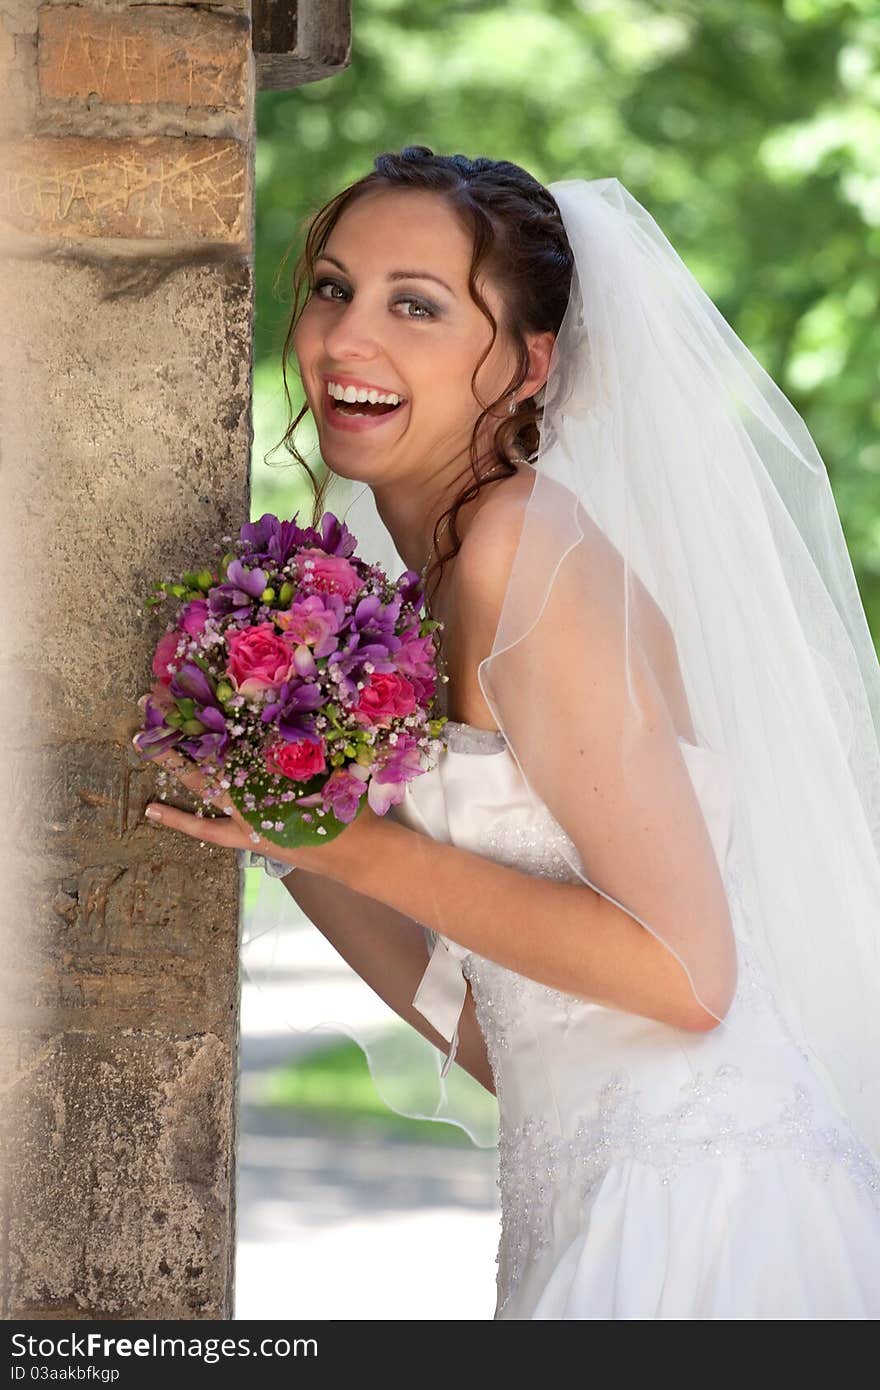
[1,1031,236,1318]
[0,136,248,242]
[38,6,249,111]
[0,1,251,1314]
[53,858,236,956]
[0,0,350,1326]
[0,255,253,736]
[254,0,351,91]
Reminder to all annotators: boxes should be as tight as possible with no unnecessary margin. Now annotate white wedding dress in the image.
[388,719,880,1319]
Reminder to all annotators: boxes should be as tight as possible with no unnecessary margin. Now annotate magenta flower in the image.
[275,593,344,656]
[322,764,370,823]
[394,630,440,704]
[367,733,425,814]
[179,598,209,637]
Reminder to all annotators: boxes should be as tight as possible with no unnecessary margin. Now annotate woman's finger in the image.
[143,794,297,862]
[152,747,212,792]
[144,801,256,849]
[145,801,300,865]
[141,742,299,861]
[149,746,236,814]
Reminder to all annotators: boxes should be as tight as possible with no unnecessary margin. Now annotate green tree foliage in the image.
[253,0,880,639]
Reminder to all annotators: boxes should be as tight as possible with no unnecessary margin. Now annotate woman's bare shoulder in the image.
[455,470,536,597]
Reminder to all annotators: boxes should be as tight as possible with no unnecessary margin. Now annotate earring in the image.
[508,393,517,416]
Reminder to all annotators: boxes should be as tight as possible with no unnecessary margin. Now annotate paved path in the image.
[234,884,501,1319]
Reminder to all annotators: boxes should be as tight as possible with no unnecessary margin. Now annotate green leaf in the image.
[229,764,361,850]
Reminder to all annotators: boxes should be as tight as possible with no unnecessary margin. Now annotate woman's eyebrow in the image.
[316,253,455,297]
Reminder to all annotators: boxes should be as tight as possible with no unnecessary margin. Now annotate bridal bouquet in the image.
[132,511,447,850]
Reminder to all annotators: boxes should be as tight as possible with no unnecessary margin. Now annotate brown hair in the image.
[270,145,574,608]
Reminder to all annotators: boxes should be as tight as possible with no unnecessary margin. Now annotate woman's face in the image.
[292,188,520,486]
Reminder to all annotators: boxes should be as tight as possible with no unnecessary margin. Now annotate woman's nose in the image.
[321,298,384,357]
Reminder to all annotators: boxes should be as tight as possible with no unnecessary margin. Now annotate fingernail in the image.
[145,807,162,821]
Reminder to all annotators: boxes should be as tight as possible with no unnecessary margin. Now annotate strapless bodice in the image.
[389,718,736,1083]
[389,714,879,1132]
[387,718,835,1115]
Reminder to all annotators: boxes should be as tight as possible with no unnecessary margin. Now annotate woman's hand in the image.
[136,740,387,883]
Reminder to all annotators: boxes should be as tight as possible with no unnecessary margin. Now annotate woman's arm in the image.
[293,498,735,1035]
[311,814,720,1032]
[279,866,496,1096]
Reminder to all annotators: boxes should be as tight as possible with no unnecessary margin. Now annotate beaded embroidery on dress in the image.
[389,720,880,1320]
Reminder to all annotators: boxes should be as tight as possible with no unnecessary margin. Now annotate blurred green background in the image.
[250,0,880,636]
[244,0,879,1139]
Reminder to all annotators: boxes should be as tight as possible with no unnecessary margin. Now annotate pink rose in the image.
[226,623,296,699]
[152,630,184,685]
[292,548,363,601]
[264,737,327,782]
[352,671,417,728]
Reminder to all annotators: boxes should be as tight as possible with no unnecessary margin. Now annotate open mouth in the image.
[330,397,406,418]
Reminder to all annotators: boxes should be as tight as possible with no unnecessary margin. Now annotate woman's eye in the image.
[399,298,435,320]
[311,278,435,320]
[313,278,346,302]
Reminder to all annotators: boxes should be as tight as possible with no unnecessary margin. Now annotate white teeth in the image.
[327,381,405,406]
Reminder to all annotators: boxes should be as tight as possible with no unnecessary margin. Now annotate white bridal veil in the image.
[241,177,880,1158]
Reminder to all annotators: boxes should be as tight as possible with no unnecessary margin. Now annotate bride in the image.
[145,147,880,1318]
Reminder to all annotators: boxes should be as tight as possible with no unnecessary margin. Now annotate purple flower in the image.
[396,569,426,609]
[237,511,360,567]
[239,513,318,566]
[207,559,269,620]
[132,695,183,758]
[352,591,404,645]
[169,660,231,763]
[169,660,218,708]
[261,678,325,743]
[178,703,230,763]
[133,673,230,764]
[317,511,359,559]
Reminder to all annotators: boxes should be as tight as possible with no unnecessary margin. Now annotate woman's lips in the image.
[322,395,409,434]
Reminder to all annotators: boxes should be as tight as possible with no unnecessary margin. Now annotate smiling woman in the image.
[272,146,563,611]
[234,146,880,1320]
[323,374,408,427]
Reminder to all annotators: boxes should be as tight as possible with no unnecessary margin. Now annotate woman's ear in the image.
[522,329,556,400]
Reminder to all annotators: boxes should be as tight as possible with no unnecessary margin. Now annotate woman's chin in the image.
[317,447,396,485]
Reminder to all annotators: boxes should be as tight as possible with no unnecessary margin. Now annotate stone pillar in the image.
[0,0,349,1321]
